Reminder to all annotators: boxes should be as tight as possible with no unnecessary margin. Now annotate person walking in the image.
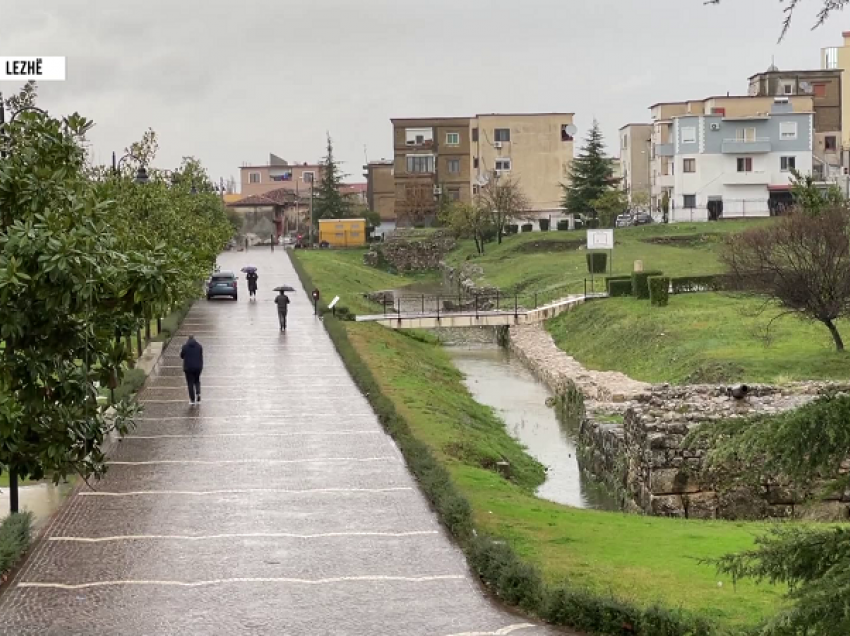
[180,335,204,405]
[275,291,290,331]
[246,270,258,300]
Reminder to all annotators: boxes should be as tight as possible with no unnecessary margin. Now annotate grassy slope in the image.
[296,250,786,630]
[443,220,771,294]
[547,294,850,384]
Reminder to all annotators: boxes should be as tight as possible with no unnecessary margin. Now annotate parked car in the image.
[615,214,632,228]
[633,213,653,226]
[206,271,238,301]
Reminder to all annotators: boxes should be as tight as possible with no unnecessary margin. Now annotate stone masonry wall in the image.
[364,236,455,272]
[509,323,850,521]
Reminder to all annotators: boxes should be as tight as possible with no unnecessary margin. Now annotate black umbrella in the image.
[241,266,258,273]
[274,285,296,292]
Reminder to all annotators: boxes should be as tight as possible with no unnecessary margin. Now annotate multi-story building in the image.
[240,154,323,198]
[822,32,850,165]
[649,95,814,214]
[391,113,574,224]
[619,124,652,202]
[656,97,813,222]
[363,160,395,222]
[748,65,842,177]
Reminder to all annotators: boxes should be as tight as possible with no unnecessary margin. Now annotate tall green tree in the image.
[313,132,349,222]
[563,121,614,221]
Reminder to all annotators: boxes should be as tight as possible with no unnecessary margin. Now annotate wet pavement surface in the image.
[0,250,565,635]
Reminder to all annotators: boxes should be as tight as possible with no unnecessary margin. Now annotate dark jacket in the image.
[247,272,258,290]
[180,337,204,372]
[275,294,290,314]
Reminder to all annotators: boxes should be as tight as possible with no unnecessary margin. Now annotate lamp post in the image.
[112,151,149,184]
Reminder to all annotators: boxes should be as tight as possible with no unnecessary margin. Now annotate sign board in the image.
[0,57,66,81]
[328,296,340,309]
[587,229,614,251]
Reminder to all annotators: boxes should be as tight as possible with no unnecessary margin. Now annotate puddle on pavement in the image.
[447,345,618,510]
[0,481,74,529]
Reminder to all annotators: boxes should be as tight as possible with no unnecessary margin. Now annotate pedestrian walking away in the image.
[246,270,258,299]
[275,290,290,331]
[180,335,204,405]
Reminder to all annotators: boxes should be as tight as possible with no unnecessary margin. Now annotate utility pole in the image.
[309,178,314,245]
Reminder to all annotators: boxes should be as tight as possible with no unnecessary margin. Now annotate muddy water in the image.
[0,482,74,529]
[447,345,618,510]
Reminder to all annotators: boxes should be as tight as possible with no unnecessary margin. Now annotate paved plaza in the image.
[0,250,563,635]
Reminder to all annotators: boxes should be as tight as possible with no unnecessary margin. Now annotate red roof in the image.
[227,187,303,207]
[340,183,367,194]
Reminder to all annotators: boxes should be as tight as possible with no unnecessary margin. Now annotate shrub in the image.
[333,306,355,321]
[556,220,570,231]
[0,512,32,575]
[608,280,633,297]
[649,276,670,306]
[112,368,148,403]
[586,218,600,229]
[521,223,533,233]
[586,252,608,274]
[506,224,519,235]
[539,218,550,231]
[670,275,723,294]
[631,270,663,299]
[605,275,631,293]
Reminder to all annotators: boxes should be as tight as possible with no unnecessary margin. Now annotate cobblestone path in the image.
[0,250,563,635]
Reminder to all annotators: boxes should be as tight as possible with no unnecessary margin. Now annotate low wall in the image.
[364,235,455,272]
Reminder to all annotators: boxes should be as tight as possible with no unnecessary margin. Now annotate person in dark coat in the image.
[180,335,204,405]
[246,271,258,300]
[274,291,290,331]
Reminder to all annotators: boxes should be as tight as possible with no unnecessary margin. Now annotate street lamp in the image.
[112,151,149,184]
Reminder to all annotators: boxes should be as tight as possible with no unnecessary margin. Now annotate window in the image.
[661,157,670,176]
[447,159,460,174]
[783,83,794,95]
[473,157,479,169]
[448,188,461,201]
[780,121,798,139]
[711,107,726,116]
[622,135,629,150]
[681,126,696,144]
[495,158,512,172]
[737,157,753,172]
[249,172,261,184]
[561,124,574,141]
[494,128,511,142]
[446,132,460,146]
[336,224,344,230]
[781,156,796,171]
[736,127,756,141]
[302,171,315,183]
[683,195,696,209]
[826,135,838,151]
[406,155,435,173]
[472,128,479,142]
[472,184,480,195]
[405,127,433,145]
[813,83,827,98]
[683,158,696,173]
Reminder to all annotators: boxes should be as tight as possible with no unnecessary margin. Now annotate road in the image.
[0,249,563,635]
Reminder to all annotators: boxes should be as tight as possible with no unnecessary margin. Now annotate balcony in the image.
[722,138,771,154]
[723,170,770,185]
[655,143,674,157]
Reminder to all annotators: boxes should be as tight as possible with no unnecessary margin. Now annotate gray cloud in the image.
[0,0,845,182]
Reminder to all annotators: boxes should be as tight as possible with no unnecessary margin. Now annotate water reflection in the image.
[0,482,74,529]
[447,345,618,510]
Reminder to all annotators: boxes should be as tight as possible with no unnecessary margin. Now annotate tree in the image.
[312,133,349,222]
[689,392,850,636]
[563,121,614,223]
[722,204,850,351]
[630,190,650,212]
[660,191,670,224]
[439,202,493,255]
[708,0,846,39]
[591,189,627,227]
[478,176,530,243]
[398,184,433,227]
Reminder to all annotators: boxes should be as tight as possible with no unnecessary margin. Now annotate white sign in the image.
[328,296,340,309]
[0,57,66,81]
[587,229,614,250]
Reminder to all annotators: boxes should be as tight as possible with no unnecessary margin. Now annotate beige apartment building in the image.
[391,113,574,224]
[822,32,850,166]
[240,153,323,198]
[619,124,652,202]
[363,160,395,221]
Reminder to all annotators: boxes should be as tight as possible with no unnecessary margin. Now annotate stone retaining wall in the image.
[364,236,455,272]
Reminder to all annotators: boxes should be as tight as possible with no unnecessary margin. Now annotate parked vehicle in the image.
[633,213,653,226]
[206,271,238,300]
[615,214,632,228]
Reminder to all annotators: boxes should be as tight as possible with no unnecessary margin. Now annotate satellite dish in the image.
[475,174,490,186]
[564,124,578,136]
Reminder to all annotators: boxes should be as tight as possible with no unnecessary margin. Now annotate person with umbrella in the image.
[242,266,258,300]
[274,286,294,331]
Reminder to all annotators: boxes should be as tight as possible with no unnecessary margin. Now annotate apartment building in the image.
[363,160,395,221]
[822,32,850,164]
[649,95,814,213]
[748,65,842,177]
[391,113,574,224]
[658,97,813,222]
[240,154,323,198]
[619,124,652,202]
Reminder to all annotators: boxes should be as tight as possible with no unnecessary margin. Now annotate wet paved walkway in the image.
[0,250,563,635]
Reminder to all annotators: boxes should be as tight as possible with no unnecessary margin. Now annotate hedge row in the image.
[586,252,608,274]
[649,276,670,307]
[670,275,723,294]
[609,280,633,297]
[632,270,664,299]
[0,512,32,578]
[605,275,631,293]
[288,252,722,636]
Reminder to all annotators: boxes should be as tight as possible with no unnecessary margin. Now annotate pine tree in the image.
[312,132,349,223]
[563,120,614,220]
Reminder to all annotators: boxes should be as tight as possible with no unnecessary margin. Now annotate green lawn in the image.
[294,250,789,631]
[443,220,772,295]
[547,293,850,384]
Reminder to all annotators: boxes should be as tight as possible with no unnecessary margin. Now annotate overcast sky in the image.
[0,0,846,189]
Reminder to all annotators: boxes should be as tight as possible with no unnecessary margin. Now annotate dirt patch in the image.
[641,234,721,248]
[512,239,585,254]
